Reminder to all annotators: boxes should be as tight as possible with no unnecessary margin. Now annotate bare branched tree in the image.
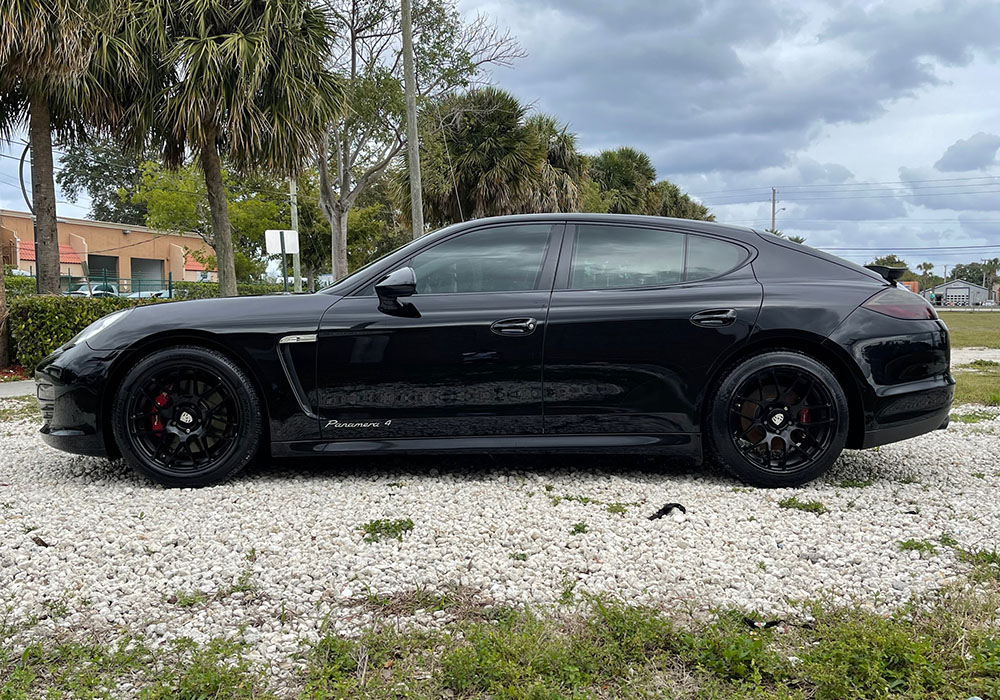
[317,0,523,279]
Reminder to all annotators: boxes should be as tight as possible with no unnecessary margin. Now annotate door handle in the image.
[690,308,737,327]
[490,317,538,336]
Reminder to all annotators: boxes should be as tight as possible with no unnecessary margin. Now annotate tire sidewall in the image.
[707,351,849,487]
[112,346,262,487]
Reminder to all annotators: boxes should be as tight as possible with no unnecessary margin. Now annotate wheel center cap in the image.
[768,410,788,429]
[179,411,194,425]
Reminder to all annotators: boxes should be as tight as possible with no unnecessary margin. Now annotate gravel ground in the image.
[952,346,1000,366]
[2,394,999,687]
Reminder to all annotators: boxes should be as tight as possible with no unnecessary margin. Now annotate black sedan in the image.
[35,214,953,488]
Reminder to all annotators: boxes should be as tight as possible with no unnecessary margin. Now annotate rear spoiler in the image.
[864,265,907,286]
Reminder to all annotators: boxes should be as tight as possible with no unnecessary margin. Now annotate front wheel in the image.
[112,346,263,487]
[706,351,849,487]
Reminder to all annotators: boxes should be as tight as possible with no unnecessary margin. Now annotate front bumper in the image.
[35,343,117,458]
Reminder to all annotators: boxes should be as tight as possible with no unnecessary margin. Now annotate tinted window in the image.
[569,224,747,289]
[571,225,683,289]
[684,234,747,281]
[411,224,551,294]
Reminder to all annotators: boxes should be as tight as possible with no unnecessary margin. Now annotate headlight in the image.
[69,309,131,347]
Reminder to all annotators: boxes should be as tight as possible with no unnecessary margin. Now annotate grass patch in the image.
[939,311,1000,348]
[359,518,414,543]
[778,496,828,514]
[958,548,1000,582]
[570,521,588,535]
[297,587,1000,699]
[898,539,937,556]
[509,552,528,561]
[952,364,1000,406]
[0,396,40,423]
[0,635,272,699]
[7,586,1000,698]
[837,478,875,488]
[966,358,1000,368]
[950,410,997,423]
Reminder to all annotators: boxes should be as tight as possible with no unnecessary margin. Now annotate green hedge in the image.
[173,281,286,299]
[3,275,37,299]
[8,296,160,369]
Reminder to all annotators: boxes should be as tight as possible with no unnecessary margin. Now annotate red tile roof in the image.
[185,254,216,272]
[18,240,82,264]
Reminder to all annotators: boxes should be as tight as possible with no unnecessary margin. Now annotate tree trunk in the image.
[317,131,351,280]
[0,271,9,368]
[29,99,60,295]
[332,206,349,279]
[199,131,238,298]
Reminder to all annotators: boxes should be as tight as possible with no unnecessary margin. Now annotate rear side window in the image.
[569,224,747,290]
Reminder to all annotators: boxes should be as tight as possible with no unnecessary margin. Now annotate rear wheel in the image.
[706,351,848,487]
[112,346,262,487]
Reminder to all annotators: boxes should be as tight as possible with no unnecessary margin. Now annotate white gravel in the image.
[2,394,1000,684]
[952,346,1000,366]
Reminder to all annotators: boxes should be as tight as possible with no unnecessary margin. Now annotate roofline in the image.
[931,279,989,291]
[0,208,205,240]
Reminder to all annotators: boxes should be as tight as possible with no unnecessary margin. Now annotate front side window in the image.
[411,224,552,294]
[569,224,747,290]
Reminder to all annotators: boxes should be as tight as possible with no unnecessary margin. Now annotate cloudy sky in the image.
[458,0,1000,273]
[3,0,999,274]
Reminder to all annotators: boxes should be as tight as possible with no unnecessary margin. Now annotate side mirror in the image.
[375,267,418,315]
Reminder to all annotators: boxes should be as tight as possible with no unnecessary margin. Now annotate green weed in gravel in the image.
[359,518,414,543]
[898,539,937,555]
[778,497,828,514]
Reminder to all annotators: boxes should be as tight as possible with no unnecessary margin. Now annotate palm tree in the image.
[129,0,344,296]
[0,0,132,293]
[648,180,714,221]
[416,87,544,226]
[524,114,583,213]
[916,261,935,291]
[587,147,656,215]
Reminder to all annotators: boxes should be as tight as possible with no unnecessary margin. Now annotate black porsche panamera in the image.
[35,214,953,488]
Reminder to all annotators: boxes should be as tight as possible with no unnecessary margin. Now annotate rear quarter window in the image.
[684,234,749,281]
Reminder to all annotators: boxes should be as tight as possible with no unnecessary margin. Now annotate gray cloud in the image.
[934,133,1000,171]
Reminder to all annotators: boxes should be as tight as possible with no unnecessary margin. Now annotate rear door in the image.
[542,221,762,436]
[315,222,563,440]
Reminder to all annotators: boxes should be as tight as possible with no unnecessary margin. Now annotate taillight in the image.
[862,287,937,320]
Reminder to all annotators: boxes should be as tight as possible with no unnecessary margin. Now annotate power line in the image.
[688,174,1000,197]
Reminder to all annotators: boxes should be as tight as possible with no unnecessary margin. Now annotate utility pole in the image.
[290,178,301,292]
[402,0,424,240]
[771,187,776,232]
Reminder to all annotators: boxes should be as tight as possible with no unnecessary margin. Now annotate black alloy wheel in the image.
[707,351,849,487]
[112,346,262,487]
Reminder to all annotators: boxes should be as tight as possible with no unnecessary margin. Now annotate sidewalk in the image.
[0,380,34,399]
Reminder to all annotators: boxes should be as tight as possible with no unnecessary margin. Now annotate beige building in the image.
[1,209,217,289]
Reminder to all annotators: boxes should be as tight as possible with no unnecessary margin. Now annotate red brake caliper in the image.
[798,408,811,424]
[151,392,169,432]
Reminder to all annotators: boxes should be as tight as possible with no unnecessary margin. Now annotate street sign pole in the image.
[280,232,288,294]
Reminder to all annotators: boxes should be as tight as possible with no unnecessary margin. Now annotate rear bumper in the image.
[860,378,953,448]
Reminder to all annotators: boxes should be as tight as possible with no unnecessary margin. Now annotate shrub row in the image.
[8,296,158,369]
[4,282,290,369]
[173,280,286,299]
[2,275,37,299]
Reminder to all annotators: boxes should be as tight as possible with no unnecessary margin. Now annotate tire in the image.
[706,351,849,487]
[112,345,263,487]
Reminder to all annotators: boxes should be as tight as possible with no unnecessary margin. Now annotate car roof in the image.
[451,213,757,239]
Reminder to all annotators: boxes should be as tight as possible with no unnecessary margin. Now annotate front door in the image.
[315,222,563,440]
[543,221,763,436]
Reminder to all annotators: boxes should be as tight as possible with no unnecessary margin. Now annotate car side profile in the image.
[35,214,953,488]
